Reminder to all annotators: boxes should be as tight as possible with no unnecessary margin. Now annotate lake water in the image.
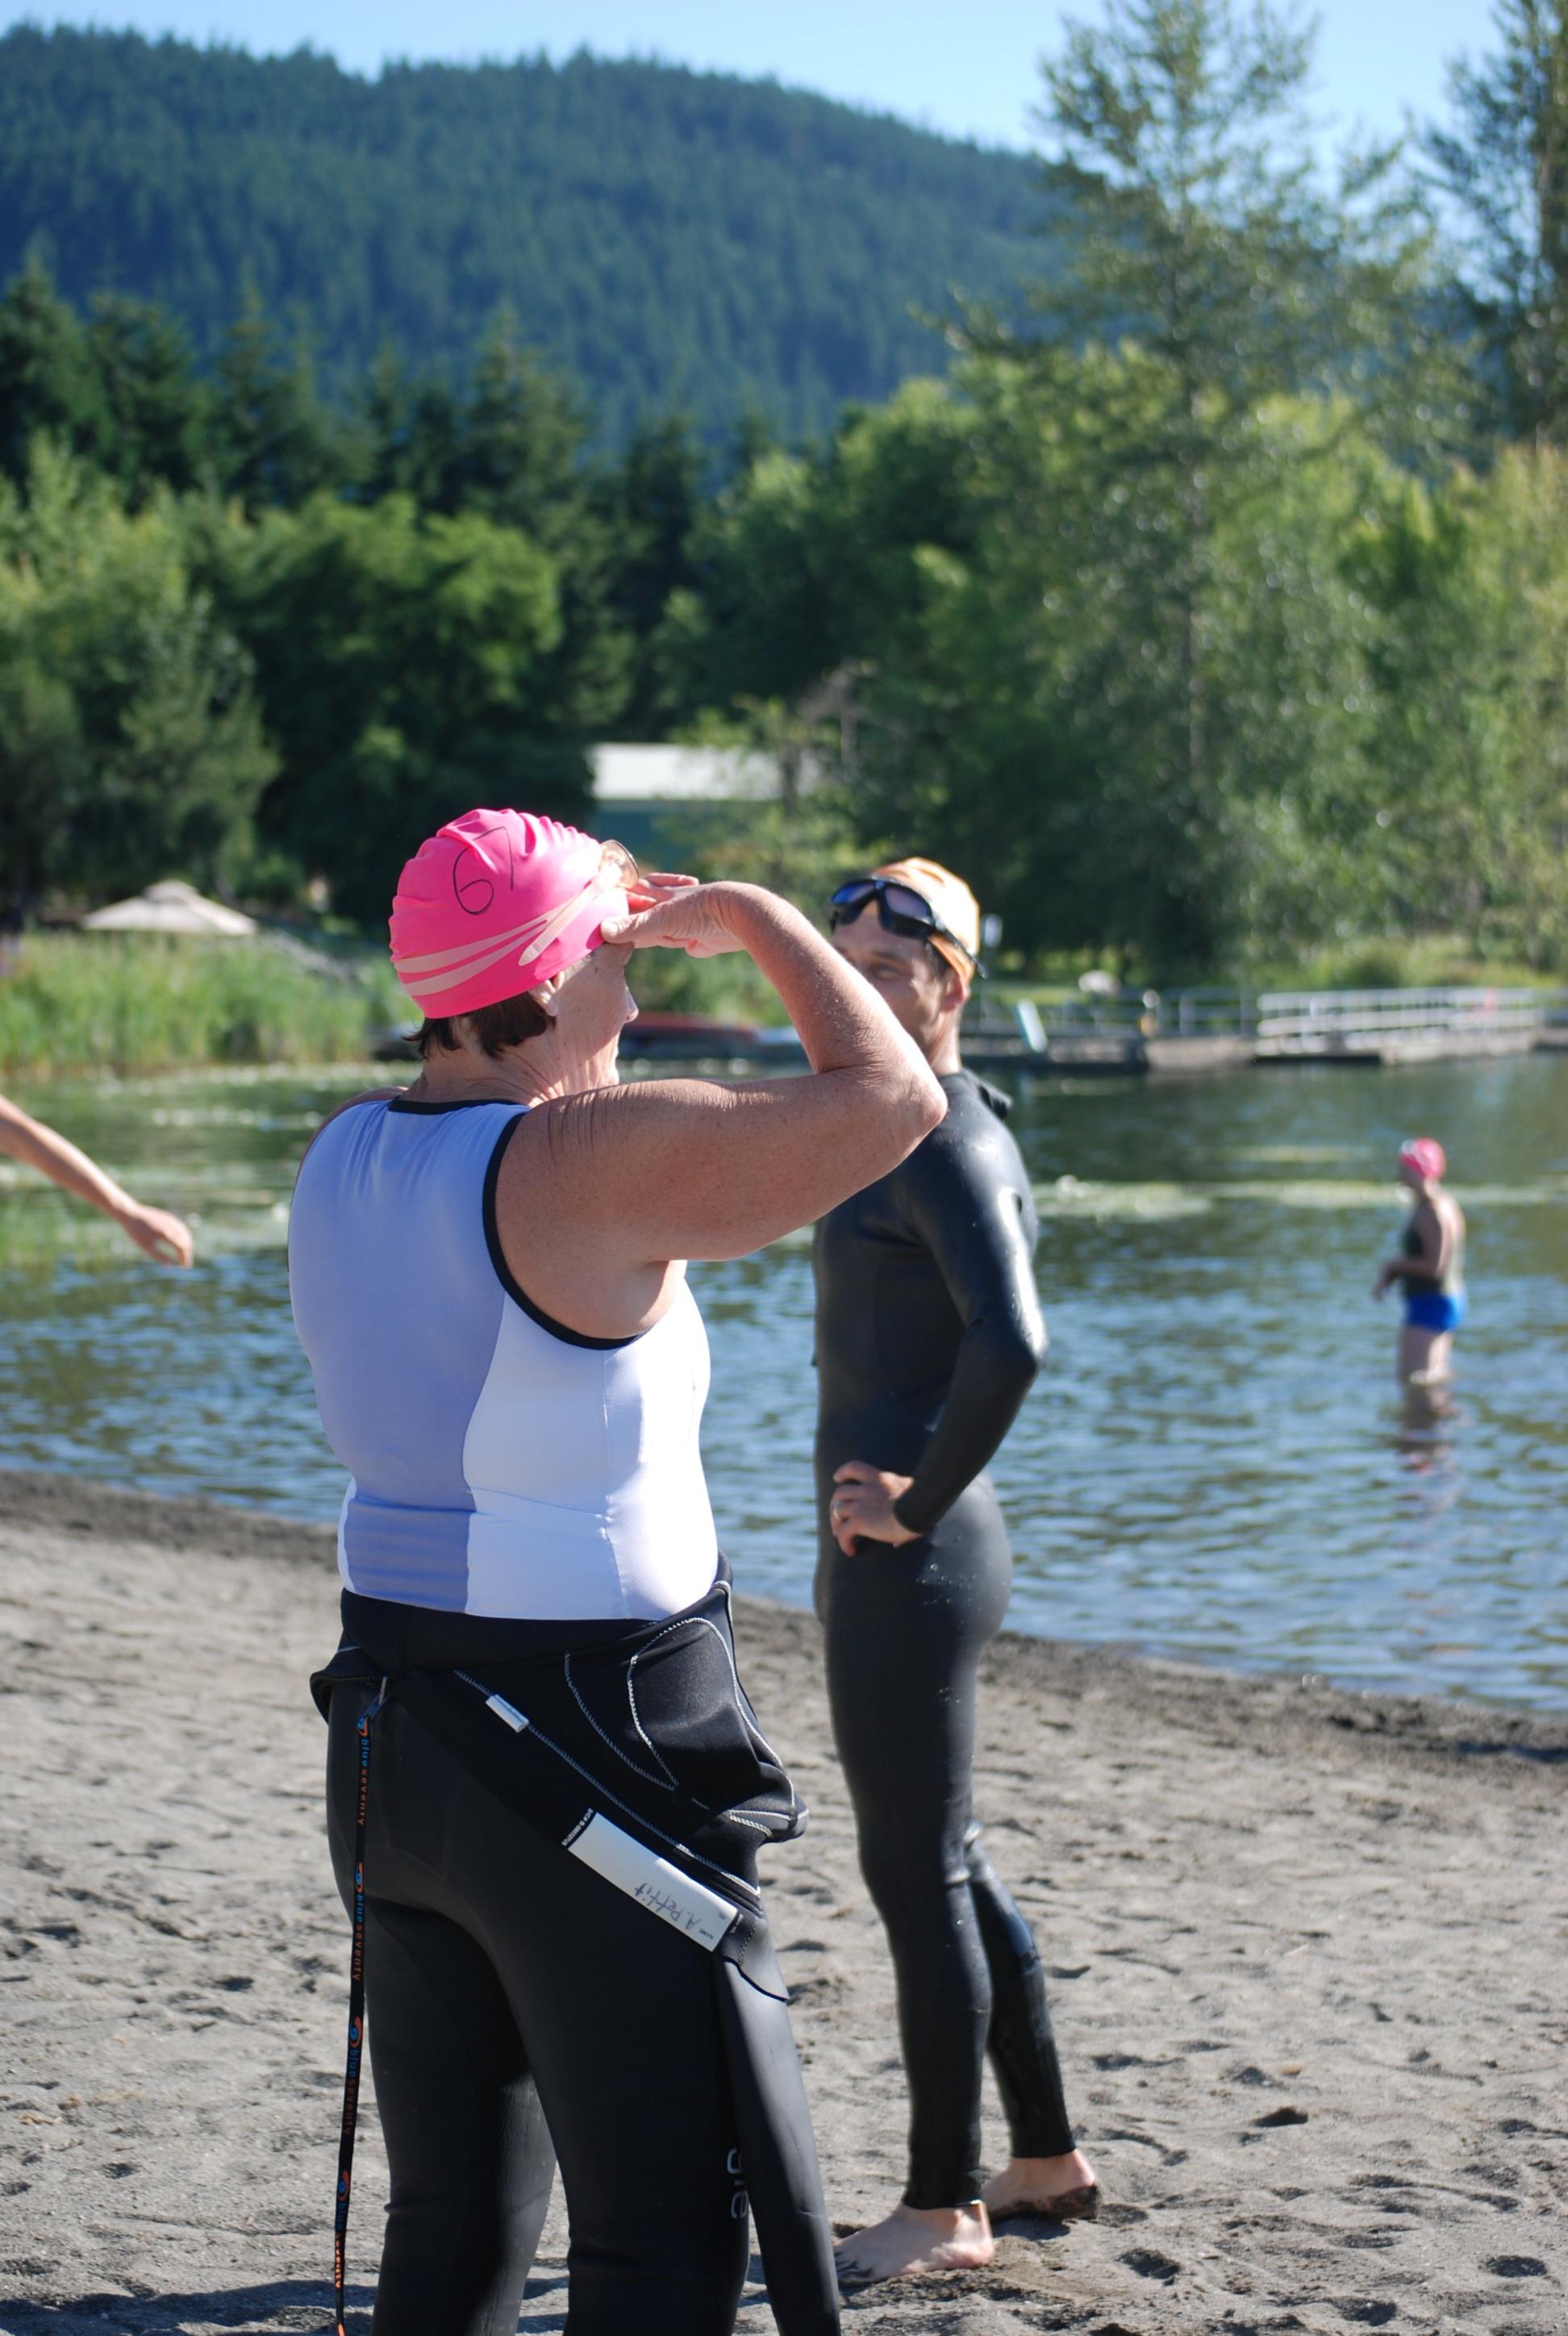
[2,1053,1564,1708]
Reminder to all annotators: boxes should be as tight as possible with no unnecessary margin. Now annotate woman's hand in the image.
[115,1200,194,1268]
[601,877,753,959]
[829,1461,920,1554]
[1373,1261,1398,1299]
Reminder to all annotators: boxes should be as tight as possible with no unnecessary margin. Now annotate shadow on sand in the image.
[0,2280,569,2336]
[0,2284,369,2336]
[0,2264,795,2335]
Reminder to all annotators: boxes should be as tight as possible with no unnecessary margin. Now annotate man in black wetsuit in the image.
[814,857,1096,2290]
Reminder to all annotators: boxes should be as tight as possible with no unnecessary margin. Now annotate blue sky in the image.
[10,0,1492,154]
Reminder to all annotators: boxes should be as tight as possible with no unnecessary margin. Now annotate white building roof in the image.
[590,744,782,803]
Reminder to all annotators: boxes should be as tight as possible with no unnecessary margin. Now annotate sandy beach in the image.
[2,1464,1565,2335]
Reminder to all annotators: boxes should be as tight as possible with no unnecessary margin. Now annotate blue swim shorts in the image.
[1405,1292,1466,1334]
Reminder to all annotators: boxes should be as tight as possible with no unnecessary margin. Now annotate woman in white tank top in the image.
[288,809,943,2336]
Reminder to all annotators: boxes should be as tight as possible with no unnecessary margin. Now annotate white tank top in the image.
[288,1095,719,1621]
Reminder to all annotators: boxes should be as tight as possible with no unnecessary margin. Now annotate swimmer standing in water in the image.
[1374,1136,1466,1384]
[0,1091,193,1265]
[290,811,942,2336]
[812,859,1095,2291]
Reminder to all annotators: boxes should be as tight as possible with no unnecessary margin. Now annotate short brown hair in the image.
[415,988,551,1060]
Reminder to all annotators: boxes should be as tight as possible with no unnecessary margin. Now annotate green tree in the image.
[205,491,580,922]
[1353,446,1568,962]
[0,260,104,482]
[0,440,276,917]
[209,293,341,513]
[0,652,87,928]
[954,0,1445,963]
[598,415,707,736]
[86,294,207,501]
[1428,0,1568,444]
[449,319,589,540]
[795,363,1390,968]
[348,344,460,508]
[663,381,978,726]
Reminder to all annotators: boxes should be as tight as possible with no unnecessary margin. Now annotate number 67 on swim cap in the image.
[390,808,637,1018]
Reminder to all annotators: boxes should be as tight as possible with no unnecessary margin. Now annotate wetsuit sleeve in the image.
[888,1133,1047,1538]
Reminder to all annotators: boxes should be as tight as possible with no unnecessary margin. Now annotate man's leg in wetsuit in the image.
[328,1688,749,2336]
[818,1498,1011,2209]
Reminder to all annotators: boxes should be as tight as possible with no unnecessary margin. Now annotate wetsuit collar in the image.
[941,1068,1013,1122]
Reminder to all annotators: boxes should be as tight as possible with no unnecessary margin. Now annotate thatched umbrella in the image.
[81,880,256,938]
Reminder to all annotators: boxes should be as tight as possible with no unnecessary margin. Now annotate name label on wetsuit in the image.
[567,1813,738,1952]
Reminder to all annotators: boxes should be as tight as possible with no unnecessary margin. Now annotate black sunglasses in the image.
[827,877,982,974]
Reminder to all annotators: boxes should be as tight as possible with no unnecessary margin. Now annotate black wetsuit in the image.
[319,1579,839,2336]
[812,1069,1076,2209]
[325,1671,742,2336]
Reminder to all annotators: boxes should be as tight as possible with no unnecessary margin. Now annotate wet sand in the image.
[2,1466,1565,2335]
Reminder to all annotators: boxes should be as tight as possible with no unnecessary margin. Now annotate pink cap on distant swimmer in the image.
[390,809,623,1018]
[1399,1136,1446,1183]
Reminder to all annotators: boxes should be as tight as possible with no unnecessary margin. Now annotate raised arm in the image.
[0,1091,194,1266]
[886,1129,1047,1538]
[498,882,945,1316]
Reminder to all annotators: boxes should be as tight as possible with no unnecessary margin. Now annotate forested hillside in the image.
[0,27,1057,440]
[3,1,1565,982]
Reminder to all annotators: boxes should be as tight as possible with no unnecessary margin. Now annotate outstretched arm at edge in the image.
[0,1091,194,1266]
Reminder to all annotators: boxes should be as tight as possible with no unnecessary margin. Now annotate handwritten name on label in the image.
[568,1813,736,1952]
[633,1881,725,1937]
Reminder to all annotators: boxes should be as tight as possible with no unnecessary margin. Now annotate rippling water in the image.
[2,1053,1564,1706]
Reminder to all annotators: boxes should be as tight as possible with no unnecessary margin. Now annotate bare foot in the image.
[834,2199,994,2288]
[982,2148,1099,2220]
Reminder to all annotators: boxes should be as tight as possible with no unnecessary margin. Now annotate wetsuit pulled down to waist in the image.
[319,1562,803,1908]
[315,1564,840,2336]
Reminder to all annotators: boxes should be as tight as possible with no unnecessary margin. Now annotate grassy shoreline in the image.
[3,927,1555,1082]
[0,932,405,1078]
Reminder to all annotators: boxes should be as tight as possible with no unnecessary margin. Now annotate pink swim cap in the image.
[1399,1136,1447,1183]
[389,809,625,1018]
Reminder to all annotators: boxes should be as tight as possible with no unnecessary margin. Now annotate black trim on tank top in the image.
[387,1095,515,1115]
[482,1113,641,1352]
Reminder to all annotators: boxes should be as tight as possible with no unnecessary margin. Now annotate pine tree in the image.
[87,294,206,500]
[1428,0,1568,444]
[0,258,105,480]
[451,314,590,540]
[602,415,706,734]
[210,291,339,512]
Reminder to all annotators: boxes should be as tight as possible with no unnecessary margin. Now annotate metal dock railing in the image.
[961,984,1566,1071]
[1252,987,1547,1061]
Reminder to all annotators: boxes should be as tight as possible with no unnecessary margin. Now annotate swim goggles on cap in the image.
[827,875,982,974]
[498,837,642,975]
[589,837,641,905]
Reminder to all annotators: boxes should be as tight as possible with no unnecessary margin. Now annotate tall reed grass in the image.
[0,933,405,1076]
